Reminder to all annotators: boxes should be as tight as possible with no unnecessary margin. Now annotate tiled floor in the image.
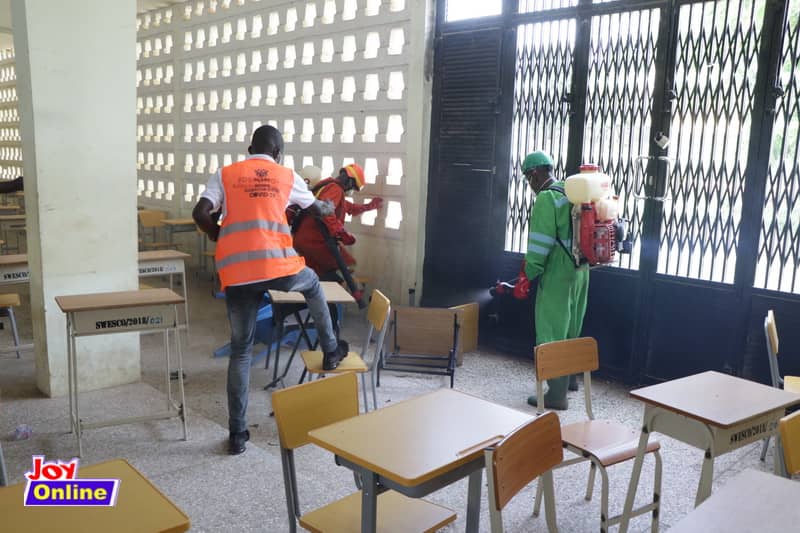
[0,269,786,532]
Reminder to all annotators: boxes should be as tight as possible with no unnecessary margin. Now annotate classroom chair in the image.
[779,410,800,477]
[760,310,800,461]
[532,337,662,533]
[378,305,464,388]
[300,289,391,411]
[484,411,562,532]
[271,372,457,533]
[138,209,171,250]
[0,293,22,358]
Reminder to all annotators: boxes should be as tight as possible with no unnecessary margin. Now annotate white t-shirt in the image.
[200,154,316,218]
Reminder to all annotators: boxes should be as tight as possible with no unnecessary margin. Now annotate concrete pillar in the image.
[403,0,436,300]
[12,0,139,397]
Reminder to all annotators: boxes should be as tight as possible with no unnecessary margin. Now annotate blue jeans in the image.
[225,267,338,433]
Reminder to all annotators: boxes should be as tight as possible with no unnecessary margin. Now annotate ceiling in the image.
[0,0,186,49]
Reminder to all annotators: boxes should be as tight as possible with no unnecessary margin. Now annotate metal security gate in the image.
[428,0,800,384]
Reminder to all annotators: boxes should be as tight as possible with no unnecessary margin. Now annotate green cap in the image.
[521,151,554,173]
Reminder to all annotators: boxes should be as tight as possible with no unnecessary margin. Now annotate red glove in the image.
[348,197,384,216]
[337,231,356,245]
[513,272,531,300]
[513,260,531,300]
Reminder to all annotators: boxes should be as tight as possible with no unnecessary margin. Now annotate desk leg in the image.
[775,433,789,477]
[360,469,378,533]
[266,311,314,390]
[66,317,74,435]
[696,448,715,506]
[174,306,188,440]
[71,325,82,457]
[164,329,173,408]
[466,467,483,533]
[264,309,285,390]
[181,270,190,340]
[618,410,654,533]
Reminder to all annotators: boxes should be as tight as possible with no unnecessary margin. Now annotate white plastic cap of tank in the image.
[299,165,322,187]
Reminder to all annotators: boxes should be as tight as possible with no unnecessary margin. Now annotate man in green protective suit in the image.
[521,151,589,410]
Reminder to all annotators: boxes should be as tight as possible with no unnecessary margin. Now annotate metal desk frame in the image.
[57,289,188,457]
[618,371,800,533]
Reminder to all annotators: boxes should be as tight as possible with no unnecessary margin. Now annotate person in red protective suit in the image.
[292,164,383,284]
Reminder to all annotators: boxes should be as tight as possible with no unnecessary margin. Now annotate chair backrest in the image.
[535,337,599,381]
[363,289,391,367]
[272,372,359,450]
[779,410,800,476]
[535,337,599,417]
[367,289,391,332]
[487,411,563,511]
[138,209,167,229]
[392,306,462,357]
[765,310,780,388]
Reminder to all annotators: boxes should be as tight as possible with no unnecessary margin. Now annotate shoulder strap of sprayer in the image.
[290,179,341,233]
[542,185,579,267]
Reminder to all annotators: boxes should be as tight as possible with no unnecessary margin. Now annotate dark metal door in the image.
[430,0,800,383]
[637,0,774,382]
[425,28,504,288]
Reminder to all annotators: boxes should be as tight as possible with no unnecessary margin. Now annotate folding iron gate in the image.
[428,0,800,383]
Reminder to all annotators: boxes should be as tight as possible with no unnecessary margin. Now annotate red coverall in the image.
[292,178,376,276]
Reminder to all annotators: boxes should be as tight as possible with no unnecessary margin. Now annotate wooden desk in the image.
[55,289,188,456]
[0,459,190,533]
[265,281,356,389]
[309,388,532,533]
[138,250,191,335]
[618,371,800,532]
[668,469,800,532]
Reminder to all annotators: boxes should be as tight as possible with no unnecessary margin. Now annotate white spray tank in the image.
[562,164,623,265]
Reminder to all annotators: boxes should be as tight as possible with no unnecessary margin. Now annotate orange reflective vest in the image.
[215,158,305,289]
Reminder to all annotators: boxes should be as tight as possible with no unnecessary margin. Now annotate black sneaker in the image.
[322,340,349,371]
[228,429,250,455]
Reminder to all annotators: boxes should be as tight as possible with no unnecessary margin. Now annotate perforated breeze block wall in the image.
[0,51,23,181]
[137,0,432,301]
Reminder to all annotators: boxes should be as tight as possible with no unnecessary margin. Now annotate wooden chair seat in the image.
[0,293,20,307]
[299,490,456,533]
[561,420,661,467]
[300,351,368,374]
[784,376,800,394]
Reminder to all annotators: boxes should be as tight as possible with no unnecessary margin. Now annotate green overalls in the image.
[524,181,590,408]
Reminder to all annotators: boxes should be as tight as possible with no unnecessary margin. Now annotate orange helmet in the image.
[343,163,365,190]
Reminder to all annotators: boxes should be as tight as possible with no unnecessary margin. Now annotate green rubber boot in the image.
[527,376,569,410]
[568,373,579,392]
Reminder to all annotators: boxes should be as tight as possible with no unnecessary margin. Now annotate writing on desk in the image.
[139,265,178,275]
[96,315,163,329]
[729,420,777,445]
[23,456,119,507]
